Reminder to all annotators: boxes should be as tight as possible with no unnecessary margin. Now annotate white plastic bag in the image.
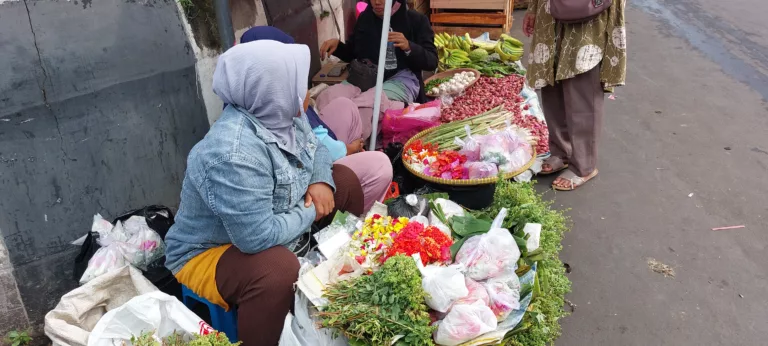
[328,253,364,284]
[484,271,521,321]
[455,209,520,281]
[428,198,465,237]
[87,291,213,346]
[417,259,469,313]
[281,262,348,346]
[523,223,542,252]
[434,301,498,346]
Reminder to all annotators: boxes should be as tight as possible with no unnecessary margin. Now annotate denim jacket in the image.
[165,105,335,274]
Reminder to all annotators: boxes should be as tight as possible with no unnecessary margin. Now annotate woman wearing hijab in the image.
[239,26,393,212]
[165,40,366,345]
[317,0,437,139]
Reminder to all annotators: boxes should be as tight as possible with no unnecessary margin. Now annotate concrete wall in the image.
[0,0,356,337]
[0,0,209,335]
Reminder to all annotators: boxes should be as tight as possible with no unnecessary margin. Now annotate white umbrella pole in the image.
[368,0,393,151]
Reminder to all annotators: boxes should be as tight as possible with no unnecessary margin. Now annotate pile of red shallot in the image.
[441,75,550,154]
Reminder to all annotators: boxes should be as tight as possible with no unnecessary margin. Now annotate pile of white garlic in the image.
[431,71,477,95]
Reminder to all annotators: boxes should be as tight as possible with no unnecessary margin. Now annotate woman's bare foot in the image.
[552,169,599,191]
[540,156,569,175]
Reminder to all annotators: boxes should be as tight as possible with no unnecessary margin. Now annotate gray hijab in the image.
[213,40,311,153]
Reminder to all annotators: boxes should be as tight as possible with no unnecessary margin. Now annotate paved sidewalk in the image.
[512,1,768,344]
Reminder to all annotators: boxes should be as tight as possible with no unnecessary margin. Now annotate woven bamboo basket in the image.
[402,125,537,186]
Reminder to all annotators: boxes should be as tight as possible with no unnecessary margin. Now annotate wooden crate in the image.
[430,0,514,39]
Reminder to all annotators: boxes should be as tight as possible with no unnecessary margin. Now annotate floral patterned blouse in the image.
[525,0,627,90]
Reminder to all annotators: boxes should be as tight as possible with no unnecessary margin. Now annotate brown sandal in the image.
[552,169,599,191]
[540,156,569,176]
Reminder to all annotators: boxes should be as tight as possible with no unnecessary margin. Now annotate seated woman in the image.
[320,0,438,104]
[318,0,438,138]
[240,26,392,212]
[165,40,383,345]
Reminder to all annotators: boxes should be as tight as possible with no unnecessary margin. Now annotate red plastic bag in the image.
[381,100,441,144]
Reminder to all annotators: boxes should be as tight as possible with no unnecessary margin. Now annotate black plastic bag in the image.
[386,194,430,218]
[113,205,174,239]
[73,231,100,282]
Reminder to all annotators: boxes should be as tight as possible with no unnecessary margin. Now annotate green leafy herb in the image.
[127,330,240,346]
[319,255,435,345]
[5,330,32,346]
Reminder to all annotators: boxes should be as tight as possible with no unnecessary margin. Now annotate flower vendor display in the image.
[402,115,534,181]
[304,179,571,346]
[347,214,410,268]
[382,223,453,265]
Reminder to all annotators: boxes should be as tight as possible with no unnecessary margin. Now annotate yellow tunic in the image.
[175,244,233,311]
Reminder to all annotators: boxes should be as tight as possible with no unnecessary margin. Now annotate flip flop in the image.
[552,169,599,191]
[539,156,569,176]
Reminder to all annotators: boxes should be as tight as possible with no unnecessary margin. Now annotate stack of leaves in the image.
[319,255,435,346]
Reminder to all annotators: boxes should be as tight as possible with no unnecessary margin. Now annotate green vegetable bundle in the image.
[417,106,511,150]
[318,255,435,346]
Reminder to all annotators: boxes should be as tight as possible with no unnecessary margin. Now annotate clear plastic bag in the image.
[452,277,490,308]
[419,259,469,312]
[79,215,165,283]
[79,244,127,284]
[381,100,441,144]
[418,259,469,313]
[483,271,521,321]
[121,216,165,270]
[465,162,499,179]
[478,133,512,166]
[455,209,520,281]
[454,125,481,162]
[434,301,498,346]
[498,120,533,173]
[328,253,364,284]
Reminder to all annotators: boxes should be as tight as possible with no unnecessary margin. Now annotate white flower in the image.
[610,56,619,66]
[534,79,548,89]
[612,27,627,50]
[533,43,551,64]
[575,44,603,72]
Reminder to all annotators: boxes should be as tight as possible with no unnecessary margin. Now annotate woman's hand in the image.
[388,32,411,51]
[523,12,536,37]
[346,139,364,155]
[320,39,340,60]
[305,183,335,221]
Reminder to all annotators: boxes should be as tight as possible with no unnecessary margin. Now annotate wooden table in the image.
[312,62,349,86]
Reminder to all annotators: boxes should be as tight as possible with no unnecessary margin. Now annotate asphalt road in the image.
[511,1,768,345]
